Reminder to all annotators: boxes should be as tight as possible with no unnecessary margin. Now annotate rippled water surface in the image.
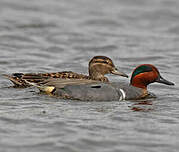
[0,0,179,152]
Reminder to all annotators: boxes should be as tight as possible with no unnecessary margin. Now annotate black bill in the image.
[156,76,175,86]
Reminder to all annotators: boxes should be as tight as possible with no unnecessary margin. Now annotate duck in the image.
[3,56,128,87]
[29,64,174,101]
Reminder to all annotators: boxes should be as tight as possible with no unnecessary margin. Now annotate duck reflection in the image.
[129,100,154,112]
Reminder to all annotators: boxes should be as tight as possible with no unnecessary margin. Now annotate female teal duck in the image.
[32,64,174,101]
[3,56,128,87]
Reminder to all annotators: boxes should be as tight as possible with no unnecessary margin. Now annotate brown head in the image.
[130,64,174,89]
[88,56,128,82]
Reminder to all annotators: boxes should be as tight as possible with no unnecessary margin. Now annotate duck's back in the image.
[4,71,90,87]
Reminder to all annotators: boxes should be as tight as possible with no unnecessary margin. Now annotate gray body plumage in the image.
[52,82,150,101]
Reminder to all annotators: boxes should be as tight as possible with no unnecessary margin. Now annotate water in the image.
[0,0,179,151]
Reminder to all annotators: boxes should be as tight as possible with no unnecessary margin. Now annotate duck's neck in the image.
[131,82,147,90]
[89,70,108,82]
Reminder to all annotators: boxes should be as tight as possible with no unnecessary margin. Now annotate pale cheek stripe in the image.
[119,89,126,100]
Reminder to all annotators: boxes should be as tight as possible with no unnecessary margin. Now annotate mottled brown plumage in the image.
[3,56,128,87]
[3,71,90,87]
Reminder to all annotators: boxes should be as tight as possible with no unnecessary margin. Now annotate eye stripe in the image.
[132,65,153,78]
[89,56,115,66]
[130,65,153,84]
[89,60,113,67]
[94,61,109,64]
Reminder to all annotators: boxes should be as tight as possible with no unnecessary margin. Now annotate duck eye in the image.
[132,65,153,78]
[103,61,109,64]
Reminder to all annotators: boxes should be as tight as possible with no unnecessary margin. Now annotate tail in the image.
[24,80,55,94]
[2,74,25,86]
[2,73,45,87]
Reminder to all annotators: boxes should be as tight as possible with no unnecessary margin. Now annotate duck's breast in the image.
[111,82,147,100]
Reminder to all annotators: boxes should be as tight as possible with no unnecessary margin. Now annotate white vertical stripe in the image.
[119,89,126,100]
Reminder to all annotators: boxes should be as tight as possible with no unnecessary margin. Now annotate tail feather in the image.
[11,73,24,78]
[24,80,55,93]
[2,73,47,87]
[2,74,24,86]
[2,74,11,78]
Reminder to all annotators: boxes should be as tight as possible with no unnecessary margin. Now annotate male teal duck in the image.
[31,64,174,101]
[3,56,128,87]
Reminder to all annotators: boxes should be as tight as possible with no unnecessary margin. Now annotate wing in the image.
[3,71,90,87]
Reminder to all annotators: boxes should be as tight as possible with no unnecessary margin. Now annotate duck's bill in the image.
[111,68,128,78]
[156,76,175,85]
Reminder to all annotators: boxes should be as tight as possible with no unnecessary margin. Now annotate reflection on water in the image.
[0,0,179,152]
[130,100,154,112]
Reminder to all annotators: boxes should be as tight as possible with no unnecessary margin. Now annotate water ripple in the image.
[0,0,179,152]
